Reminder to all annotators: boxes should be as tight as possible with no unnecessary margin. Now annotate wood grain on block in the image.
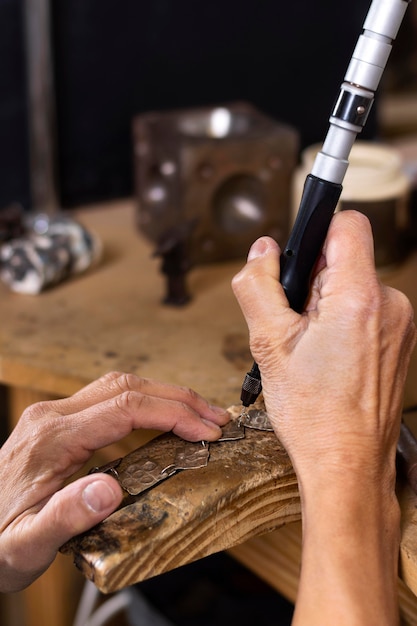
[61,417,300,593]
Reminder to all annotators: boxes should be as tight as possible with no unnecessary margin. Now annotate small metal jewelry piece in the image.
[174,441,210,470]
[121,458,167,495]
[89,457,122,479]
[85,409,272,500]
[160,463,177,476]
[218,419,246,441]
[240,408,273,431]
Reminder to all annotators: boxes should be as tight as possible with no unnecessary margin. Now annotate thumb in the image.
[232,237,284,324]
[232,236,300,348]
[34,474,123,554]
[0,475,123,592]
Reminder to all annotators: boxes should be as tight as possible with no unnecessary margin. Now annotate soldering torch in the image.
[240,0,413,409]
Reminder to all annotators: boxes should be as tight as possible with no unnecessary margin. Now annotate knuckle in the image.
[112,372,141,393]
[344,279,382,321]
[232,265,259,293]
[395,291,417,344]
[114,389,144,413]
[177,400,192,416]
[180,385,200,404]
[231,270,244,291]
[102,370,123,381]
[385,287,415,330]
[19,400,51,423]
[396,289,414,319]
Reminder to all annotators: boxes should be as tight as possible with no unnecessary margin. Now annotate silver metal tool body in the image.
[240,0,412,409]
[313,0,411,186]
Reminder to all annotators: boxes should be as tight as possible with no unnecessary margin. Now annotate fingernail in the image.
[209,405,228,417]
[201,418,222,433]
[83,480,117,513]
[247,238,270,261]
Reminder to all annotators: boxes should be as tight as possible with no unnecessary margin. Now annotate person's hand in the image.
[232,211,416,625]
[232,210,416,487]
[0,372,229,593]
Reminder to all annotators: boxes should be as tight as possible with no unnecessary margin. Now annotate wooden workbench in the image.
[2,198,417,625]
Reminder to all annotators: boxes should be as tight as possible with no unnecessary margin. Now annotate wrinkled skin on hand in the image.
[232,210,417,625]
[0,372,229,592]
[232,210,416,487]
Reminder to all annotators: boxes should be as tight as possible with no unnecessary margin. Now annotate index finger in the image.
[36,372,229,426]
[67,390,226,449]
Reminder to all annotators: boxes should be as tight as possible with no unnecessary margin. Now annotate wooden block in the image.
[61,424,301,593]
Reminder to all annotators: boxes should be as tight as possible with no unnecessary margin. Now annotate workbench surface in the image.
[2,199,417,625]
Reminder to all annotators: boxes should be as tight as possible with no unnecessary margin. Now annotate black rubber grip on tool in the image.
[280,174,342,313]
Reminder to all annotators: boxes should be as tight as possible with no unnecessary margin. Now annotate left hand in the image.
[0,371,229,592]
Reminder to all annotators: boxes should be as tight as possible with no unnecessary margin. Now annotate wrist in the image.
[300,473,400,546]
[294,468,401,625]
[298,454,400,541]
[293,434,398,505]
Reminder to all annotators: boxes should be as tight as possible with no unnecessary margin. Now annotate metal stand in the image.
[23,0,59,213]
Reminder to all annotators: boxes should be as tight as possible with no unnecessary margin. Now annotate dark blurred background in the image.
[1,0,395,212]
[0,0,30,209]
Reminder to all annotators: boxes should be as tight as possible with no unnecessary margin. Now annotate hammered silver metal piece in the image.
[241,409,273,431]
[174,441,210,470]
[90,435,212,497]
[121,457,170,495]
[218,419,245,441]
[87,411,271,498]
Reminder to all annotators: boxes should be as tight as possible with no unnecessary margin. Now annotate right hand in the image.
[232,211,416,487]
[232,211,416,624]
